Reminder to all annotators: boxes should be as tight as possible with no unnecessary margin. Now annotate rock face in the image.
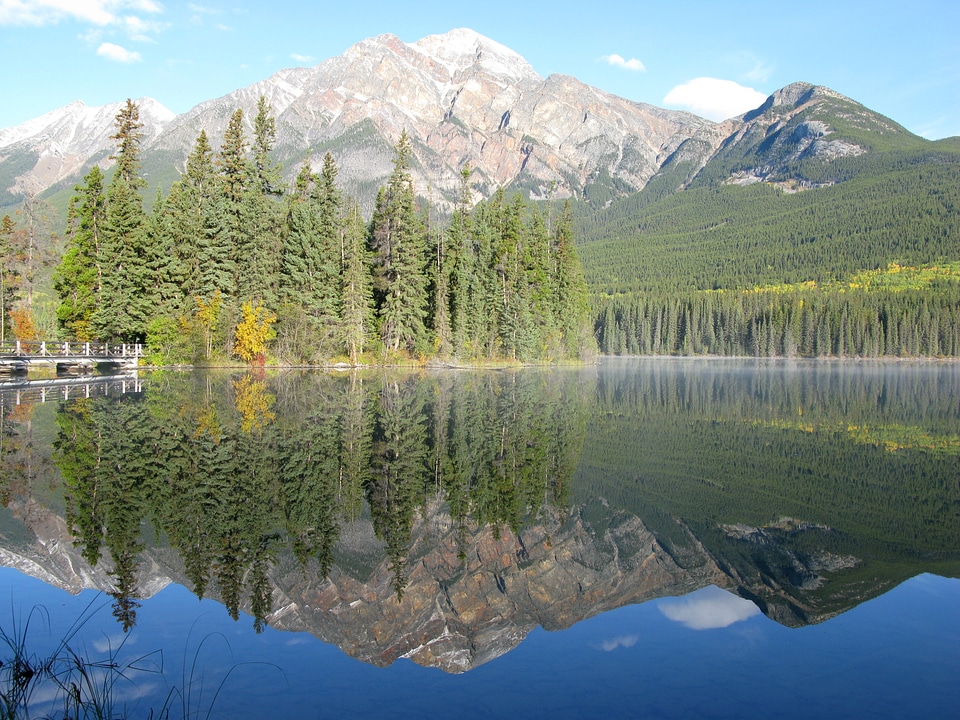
[1,30,900,213]
[707,81,912,190]
[148,29,717,210]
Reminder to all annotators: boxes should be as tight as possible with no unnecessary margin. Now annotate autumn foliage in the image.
[233,300,276,365]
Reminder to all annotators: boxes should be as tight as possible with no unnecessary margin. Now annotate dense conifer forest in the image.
[579,138,960,357]
[2,99,592,364]
[43,370,587,627]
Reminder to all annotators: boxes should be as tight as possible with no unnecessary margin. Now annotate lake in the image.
[1,359,958,719]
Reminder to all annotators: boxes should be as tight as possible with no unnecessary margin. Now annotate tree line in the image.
[49,99,592,364]
[595,283,960,357]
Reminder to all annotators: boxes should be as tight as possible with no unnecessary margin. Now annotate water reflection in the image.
[658,586,761,630]
[1,360,958,673]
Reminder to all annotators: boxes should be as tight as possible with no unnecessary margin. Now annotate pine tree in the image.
[340,200,374,363]
[93,100,151,340]
[371,131,429,354]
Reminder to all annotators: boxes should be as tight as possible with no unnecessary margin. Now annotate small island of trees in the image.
[46,98,593,366]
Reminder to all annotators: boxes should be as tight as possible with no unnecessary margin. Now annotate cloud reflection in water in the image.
[658,586,761,630]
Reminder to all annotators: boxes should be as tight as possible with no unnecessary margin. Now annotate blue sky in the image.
[1,0,958,138]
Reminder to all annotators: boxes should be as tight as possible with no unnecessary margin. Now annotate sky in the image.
[1,0,958,139]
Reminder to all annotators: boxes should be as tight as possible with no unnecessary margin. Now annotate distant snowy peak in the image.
[412,28,539,83]
[0,97,173,152]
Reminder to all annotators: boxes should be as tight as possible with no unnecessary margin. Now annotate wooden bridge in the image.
[0,340,143,374]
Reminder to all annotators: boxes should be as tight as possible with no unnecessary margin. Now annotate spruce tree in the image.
[237,97,284,306]
[279,154,342,358]
[175,129,218,299]
[0,214,22,343]
[216,108,248,302]
[54,169,105,339]
[340,200,374,363]
[449,165,474,355]
[93,100,152,340]
[371,131,429,354]
[553,200,590,358]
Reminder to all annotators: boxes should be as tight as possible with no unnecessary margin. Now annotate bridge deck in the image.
[0,340,143,369]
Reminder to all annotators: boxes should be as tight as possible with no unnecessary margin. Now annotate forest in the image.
[0,98,592,365]
[579,137,960,358]
[3,362,957,631]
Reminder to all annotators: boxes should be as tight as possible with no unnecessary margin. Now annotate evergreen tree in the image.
[553,200,590,358]
[0,214,22,343]
[237,98,283,306]
[216,108,248,301]
[449,165,474,356]
[370,130,429,354]
[53,173,106,340]
[93,100,152,340]
[340,200,374,363]
[173,129,218,299]
[279,153,343,357]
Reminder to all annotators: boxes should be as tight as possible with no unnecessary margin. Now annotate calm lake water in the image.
[1,359,958,719]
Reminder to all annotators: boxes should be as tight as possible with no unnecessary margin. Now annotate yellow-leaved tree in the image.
[233,300,276,365]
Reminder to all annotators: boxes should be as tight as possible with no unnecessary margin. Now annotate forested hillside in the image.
[581,126,960,357]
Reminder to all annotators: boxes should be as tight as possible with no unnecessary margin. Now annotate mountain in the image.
[2,30,943,218]
[0,490,925,674]
[576,80,960,295]
[2,28,719,212]
[0,98,173,206]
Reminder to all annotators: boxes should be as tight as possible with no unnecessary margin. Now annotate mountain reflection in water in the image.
[1,360,957,673]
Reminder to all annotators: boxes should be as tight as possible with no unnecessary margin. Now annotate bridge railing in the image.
[0,340,144,358]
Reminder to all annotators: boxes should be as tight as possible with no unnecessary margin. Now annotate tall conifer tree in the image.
[371,131,429,353]
[93,100,152,340]
[341,200,374,363]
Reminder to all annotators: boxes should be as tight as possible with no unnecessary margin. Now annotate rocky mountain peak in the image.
[411,28,539,84]
[0,27,906,214]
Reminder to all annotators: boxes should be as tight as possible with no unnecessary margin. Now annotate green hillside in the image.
[576,86,960,358]
[578,140,960,295]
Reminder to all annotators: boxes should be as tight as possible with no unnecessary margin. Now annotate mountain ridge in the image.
[1,28,910,214]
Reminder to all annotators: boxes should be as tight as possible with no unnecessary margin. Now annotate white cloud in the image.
[599,634,639,651]
[663,77,768,121]
[658,585,761,630]
[291,53,314,64]
[97,41,142,62]
[602,54,645,72]
[123,14,166,41]
[0,0,160,26]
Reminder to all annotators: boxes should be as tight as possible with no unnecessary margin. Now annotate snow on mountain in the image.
[1,28,719,209]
